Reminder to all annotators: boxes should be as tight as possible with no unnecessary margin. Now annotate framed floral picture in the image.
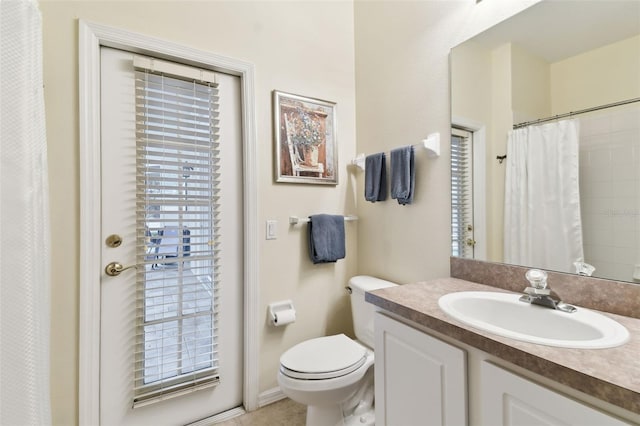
[273,90,338,185]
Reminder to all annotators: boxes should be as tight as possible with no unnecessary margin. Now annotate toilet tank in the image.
[348,275,398,349]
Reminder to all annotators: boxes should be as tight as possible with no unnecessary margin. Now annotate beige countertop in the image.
[366,278,640,416]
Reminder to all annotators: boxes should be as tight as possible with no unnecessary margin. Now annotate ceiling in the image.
[462,0,640,63]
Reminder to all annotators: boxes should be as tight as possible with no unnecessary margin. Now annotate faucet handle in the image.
[524,286,551,296]
[525,269,548,289]
[573,258,596,276]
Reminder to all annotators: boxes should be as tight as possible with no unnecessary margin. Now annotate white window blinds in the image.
[133,56,221,407]
[451,129,474,258]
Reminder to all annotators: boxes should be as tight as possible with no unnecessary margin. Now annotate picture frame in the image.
[273,90,338,185]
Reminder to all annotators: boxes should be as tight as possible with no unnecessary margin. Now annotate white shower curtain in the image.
[0,0,51,424]
[503,119,583,274]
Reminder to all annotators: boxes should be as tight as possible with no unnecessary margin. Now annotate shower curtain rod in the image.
[512,97,640,130]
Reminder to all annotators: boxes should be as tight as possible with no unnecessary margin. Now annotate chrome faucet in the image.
[519,269,577,313]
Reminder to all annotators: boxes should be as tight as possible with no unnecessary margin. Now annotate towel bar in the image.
[289,215,358,225]
[350,132,440,170]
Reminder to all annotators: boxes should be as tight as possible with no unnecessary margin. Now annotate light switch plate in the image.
[266,220,277,240]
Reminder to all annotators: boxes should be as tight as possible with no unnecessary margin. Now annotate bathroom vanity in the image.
[367,277,640,425]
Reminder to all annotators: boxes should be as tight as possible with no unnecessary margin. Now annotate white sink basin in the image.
[438,291,630,349]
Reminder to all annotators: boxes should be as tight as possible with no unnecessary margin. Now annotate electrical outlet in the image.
[266,220,277,240]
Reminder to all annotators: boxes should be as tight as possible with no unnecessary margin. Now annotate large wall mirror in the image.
[450,0,640,283]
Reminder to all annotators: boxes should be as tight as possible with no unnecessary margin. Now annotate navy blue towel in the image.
[390,146,415,205]
[364,153,387,202]
[308,214,346,264]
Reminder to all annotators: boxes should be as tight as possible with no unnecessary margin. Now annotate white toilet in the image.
[277,275,398,426]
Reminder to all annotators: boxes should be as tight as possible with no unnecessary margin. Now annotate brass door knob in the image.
[105,262,136,277]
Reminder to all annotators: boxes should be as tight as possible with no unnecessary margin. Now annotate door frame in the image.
[78,20,259,425]
[451,116,487,261]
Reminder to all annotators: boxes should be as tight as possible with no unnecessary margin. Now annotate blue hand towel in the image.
[390,146,415,205]
[308,214,346,264]
[364,153,387,202]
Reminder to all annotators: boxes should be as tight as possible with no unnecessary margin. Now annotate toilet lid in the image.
[280,334,367,379]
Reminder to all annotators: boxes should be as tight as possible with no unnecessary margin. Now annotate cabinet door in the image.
[480,361,630,425]
[374,312,467,426]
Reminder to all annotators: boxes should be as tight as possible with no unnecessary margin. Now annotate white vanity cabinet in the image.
[374,312,467,426]
[481,362,629,426]
[374,311,634,426]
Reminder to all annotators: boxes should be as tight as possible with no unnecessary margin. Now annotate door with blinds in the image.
[451,128,475,258]
[99,47,243,425]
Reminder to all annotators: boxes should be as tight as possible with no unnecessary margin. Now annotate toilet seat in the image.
[280,334,367,380]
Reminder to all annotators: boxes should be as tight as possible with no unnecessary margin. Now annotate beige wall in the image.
[39,0,540,424]
[551,34,640,114]
[451,40,493,125]
[354,0,538,282]
[488,43,511,263]
[40,1,356,424]
[511,44,551,124]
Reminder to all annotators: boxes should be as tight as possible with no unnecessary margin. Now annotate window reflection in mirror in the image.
[451,128,474,259]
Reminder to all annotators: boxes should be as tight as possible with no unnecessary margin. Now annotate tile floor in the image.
[216,399,306,426]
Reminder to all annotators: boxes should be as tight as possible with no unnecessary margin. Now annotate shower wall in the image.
[579,104,640,282]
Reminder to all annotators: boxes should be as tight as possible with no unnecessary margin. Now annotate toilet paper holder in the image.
[269,300,296,326]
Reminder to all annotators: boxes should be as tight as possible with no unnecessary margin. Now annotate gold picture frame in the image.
[273,90,338,185]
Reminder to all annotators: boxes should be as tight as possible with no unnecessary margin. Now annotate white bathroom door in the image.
[99,47,243,425]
